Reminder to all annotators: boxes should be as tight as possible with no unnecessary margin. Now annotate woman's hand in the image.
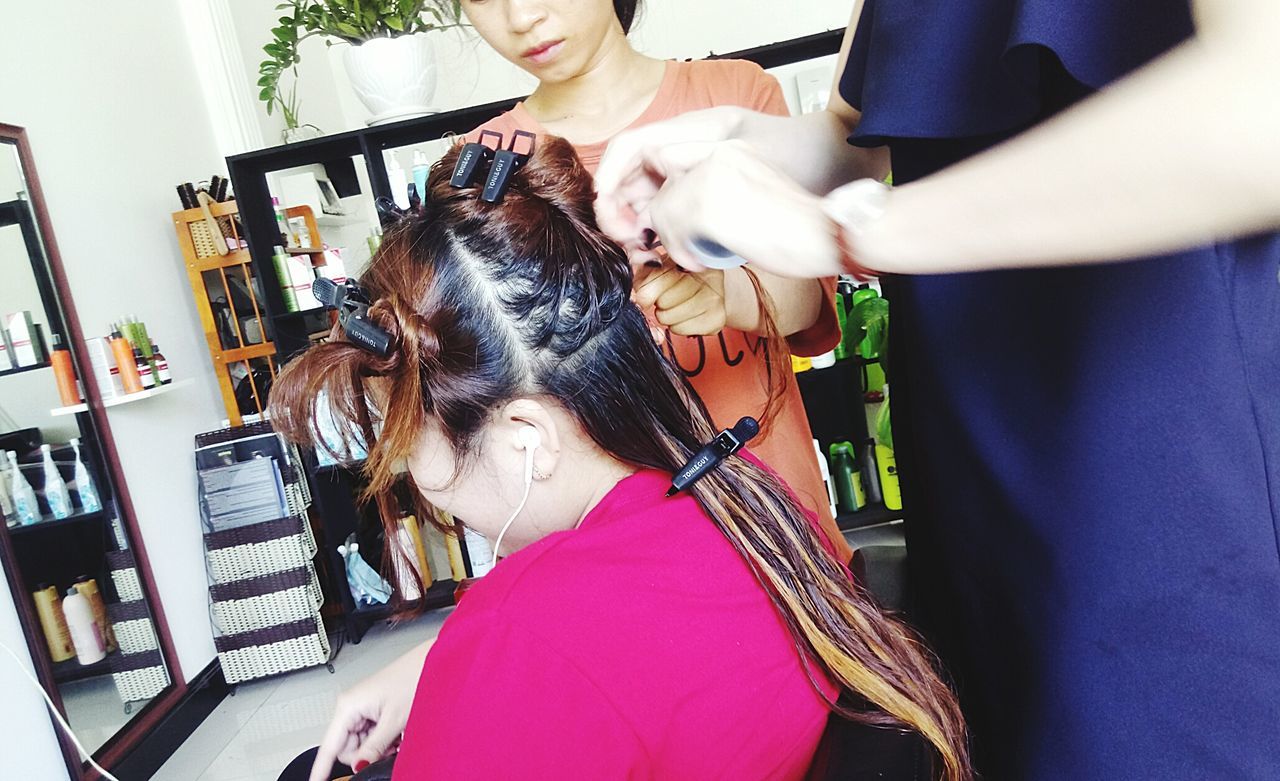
[309,640,431,781]
[635,140,845,278]
[632,261,727,337]
[595,107,746,248]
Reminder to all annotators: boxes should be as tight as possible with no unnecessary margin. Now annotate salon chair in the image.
[280,716,931,781]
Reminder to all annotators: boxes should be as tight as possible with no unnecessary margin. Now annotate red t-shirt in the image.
[394,466,839,779]
[470,58,849,561]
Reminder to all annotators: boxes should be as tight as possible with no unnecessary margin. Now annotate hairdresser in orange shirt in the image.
[460,0,850,559]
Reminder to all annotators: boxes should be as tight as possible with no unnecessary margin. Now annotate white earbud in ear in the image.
[518,426,540,485]
[494,426,542,563]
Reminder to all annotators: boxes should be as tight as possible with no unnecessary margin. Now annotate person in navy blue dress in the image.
[595,1,1280,778]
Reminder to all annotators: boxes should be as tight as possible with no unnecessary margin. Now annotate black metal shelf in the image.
[7,508,108,536]
[0,361,51,379]
[836,504,903,532]
[51,647,117,684]
[352,579,457,620]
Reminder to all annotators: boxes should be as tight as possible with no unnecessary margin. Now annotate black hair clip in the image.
[481,130,537,203]
[375,195,409,229]
[451,129,504,188]
[312,277,394,358]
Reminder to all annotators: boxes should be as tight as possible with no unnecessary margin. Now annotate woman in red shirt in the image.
[271,138,968,781]
[460,0,849,558]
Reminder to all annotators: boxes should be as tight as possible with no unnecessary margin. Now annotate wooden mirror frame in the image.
[0,123,187,779]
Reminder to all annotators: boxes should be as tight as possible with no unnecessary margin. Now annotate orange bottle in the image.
[50,338,81,406]
[109,328,143,393]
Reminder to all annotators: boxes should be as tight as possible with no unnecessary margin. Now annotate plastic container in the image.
[110,329,143,393]
[50,339,81,406]
[8,451,39,525]
[828,441,866,513]
[40,444,71,519]
[69,438,102,513]
[876,443,902,511]
[63,587,107,664]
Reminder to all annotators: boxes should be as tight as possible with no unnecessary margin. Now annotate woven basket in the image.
[210,565,322,635]
[215,616,330,685]
[110,649,170,703]
[205,514,316,584]
[107,600,159,655]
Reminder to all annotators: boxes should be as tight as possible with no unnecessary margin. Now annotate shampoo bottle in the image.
[62,587,106,665]
[412,150,430,200]
[8,451,39,525]
[50,336,81,406]
[69,438,102,513]
[40,444,71,520]
[132,347,155,389]
[32,585,75,662]
[109,327,143,393]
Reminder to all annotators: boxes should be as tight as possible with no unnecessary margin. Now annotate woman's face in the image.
[462,0,624,83]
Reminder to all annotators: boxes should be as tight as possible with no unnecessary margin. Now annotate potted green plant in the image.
[268,68,323,143]
[259,0,465,127]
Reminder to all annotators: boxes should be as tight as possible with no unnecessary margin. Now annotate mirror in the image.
[0,132,172,764]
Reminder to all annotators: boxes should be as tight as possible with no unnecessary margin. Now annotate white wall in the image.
[0,2,232,776]
[224,0,851,139]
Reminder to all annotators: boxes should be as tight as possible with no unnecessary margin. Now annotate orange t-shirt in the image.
[470,59,849,560]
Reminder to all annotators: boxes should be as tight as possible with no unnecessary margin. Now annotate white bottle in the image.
[8,451,39,526]
[40,444,71,520]
[0,456,14,524]
[463,525,495,577]
[62,588,106,664]
[387,154,411,211]
[69,439,102,513]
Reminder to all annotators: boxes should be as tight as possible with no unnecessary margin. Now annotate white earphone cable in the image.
[0,637,123,781]
[492,466,534,561]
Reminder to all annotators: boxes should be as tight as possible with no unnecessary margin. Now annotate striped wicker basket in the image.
[109,649,170,703]
[215,616,330,685]
[209,565,323,636]
[106,550,145,603]
[204,514,317,584]
[107,600,159,655]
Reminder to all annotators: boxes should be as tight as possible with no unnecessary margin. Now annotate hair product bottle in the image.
[69,438,102,513]
[149,343,171,385]
[73,577,116,653]
[860,439,884,506]
[50,336,82,406]
[132,347,155,389]
[463,525,495,577]
[109,327,143,393]
[32,585,75,662]
[875,443,902,511]
[829,441,866,513]
[8,451,39,525]
[40,444,71,520]
[0,458,13,525]
[62,587,106,665]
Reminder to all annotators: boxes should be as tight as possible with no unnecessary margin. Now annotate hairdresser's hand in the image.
[632,261,727,337]
[595,106,746,247]
[641,140,842,278]
[309,640,431,781]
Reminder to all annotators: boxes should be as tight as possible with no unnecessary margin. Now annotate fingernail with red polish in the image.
[354,760,370,772]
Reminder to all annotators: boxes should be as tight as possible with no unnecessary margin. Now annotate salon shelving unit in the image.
[794,355,904,532]
[0,361,50,378]
[225,29,852,640]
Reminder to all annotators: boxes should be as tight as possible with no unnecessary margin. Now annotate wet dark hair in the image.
[269,136,970,781]
[615,0,640,33]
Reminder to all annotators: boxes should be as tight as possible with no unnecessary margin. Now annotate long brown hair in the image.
[269,137,970,780]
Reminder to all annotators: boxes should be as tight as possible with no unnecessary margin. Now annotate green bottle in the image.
[828,441,866,513]
[833,282,852,361]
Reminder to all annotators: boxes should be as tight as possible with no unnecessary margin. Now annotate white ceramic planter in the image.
[343,34,439,126]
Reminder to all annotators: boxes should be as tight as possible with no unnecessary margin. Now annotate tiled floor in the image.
[153,610,451,781]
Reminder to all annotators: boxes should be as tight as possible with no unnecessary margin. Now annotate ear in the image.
[497,398,561,480]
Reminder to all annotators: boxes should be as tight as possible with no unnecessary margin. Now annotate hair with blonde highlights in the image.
[269,137,970,780]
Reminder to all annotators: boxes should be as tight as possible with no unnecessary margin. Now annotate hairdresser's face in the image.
[462,0,624,83]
